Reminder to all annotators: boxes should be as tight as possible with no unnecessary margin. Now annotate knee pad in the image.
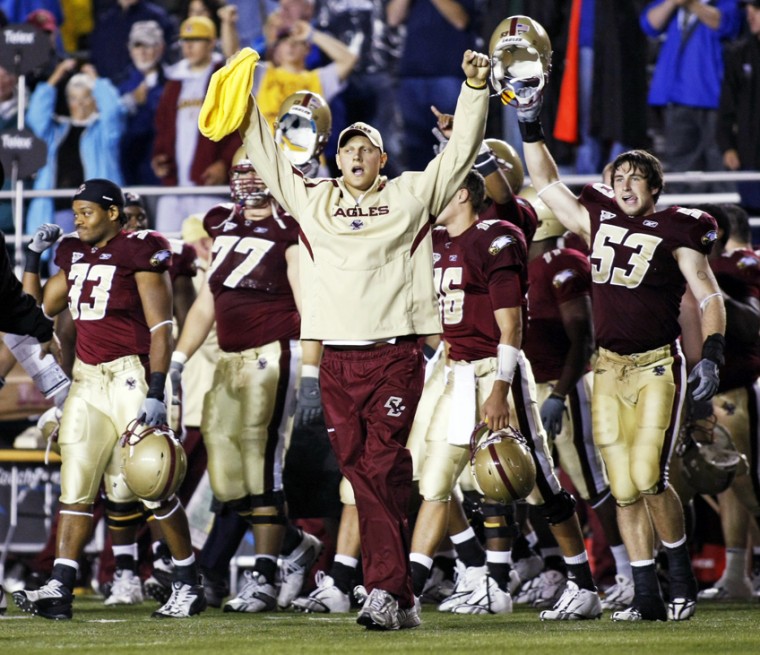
[105,499,145,530]
[248,491,287,526]
[481,502,519,541]
[541,489,577,526]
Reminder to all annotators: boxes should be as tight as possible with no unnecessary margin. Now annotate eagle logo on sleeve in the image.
[488,234,515,255]
[150,249,172,268]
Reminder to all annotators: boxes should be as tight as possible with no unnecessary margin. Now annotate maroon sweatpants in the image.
[320,339,424,609]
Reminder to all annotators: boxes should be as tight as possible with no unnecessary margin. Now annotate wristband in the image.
[495,344,519,383]
[474,151,499,177]
[466,80,487,90]
[147,371,167,399]
[518,119,545,144]
[423,344,437,361]
[171,351,188,366]
[701,333,725,367]
[25,249,41,273]
[301,364,320,379]
[549,392,565,402]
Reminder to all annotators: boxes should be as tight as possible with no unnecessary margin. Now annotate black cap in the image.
[124,191,145,209]
[73,178,124,209]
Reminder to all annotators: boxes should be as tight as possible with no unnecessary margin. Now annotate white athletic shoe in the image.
[291,571,351,613]
[152,580,206,618]
[277,531,323,609]
[437,565,488,612]
[356,588,400,630]
[697,576,753,601]
[398,596,422,629]
[223,571,277,613]
[601,574,635,611]
[104,570,144,606]
[12,579,73,620]
[539,581,602,620]
[611,598,667,622]
[667,596,696,621]
[514,569,567,609]
[421,565,455,604]
[452,575,513,615]
[513,553,544,585]
[0,585,7,615]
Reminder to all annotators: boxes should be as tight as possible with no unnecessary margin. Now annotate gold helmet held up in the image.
[489,15,552,108]
[275,90,332,170]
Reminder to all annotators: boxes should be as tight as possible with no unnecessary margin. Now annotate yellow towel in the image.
[198,47,260,142]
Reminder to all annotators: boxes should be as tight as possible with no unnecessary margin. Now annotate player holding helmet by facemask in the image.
[500,13,726,622]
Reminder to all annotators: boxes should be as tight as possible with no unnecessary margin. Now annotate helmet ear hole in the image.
[120,419,187,502]
[469,423,536,504]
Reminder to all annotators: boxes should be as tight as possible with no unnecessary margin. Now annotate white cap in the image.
[337,122,384,152]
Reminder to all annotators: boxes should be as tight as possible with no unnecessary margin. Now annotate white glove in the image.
[28,224,63,253]
[139,398,167,426]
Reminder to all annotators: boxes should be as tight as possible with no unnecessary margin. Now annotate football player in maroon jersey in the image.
[13,179,206,620]
[171,149,322,614]
[519,91,726,622]
[407,170,602,619]
[523,188,633,612]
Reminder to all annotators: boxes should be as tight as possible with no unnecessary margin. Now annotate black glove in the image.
[139,397,167,426]
[294,376,322,428]
[540,393,565,438]
[688,359,720,402]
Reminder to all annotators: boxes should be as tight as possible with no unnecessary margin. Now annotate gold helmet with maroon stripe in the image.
[484,138,524,193]
[470,423,536,503]
[490,15,552,109]
[120,419,187,502]
[274,90,332,168]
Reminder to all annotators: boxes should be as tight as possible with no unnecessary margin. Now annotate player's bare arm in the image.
[522,142,591,243]
[136,269,173,377]
[174,277,216,360]
[675,247,727,339]
[35,270,69,318]
[481,305,521,432]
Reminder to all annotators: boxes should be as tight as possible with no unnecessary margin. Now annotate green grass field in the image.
[2,595,759,655]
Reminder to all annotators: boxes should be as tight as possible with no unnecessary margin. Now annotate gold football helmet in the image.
[519,185,565,241]
[275,90,332,169]
[470,423,536,503]
[230,146,270,208]
[677,417,747,496]
[120,419,187,502]
[484,138,524,193]
[489,15,552,108]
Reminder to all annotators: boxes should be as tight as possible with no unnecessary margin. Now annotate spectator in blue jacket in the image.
[641,0,742,191]
[25,60,124,238]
